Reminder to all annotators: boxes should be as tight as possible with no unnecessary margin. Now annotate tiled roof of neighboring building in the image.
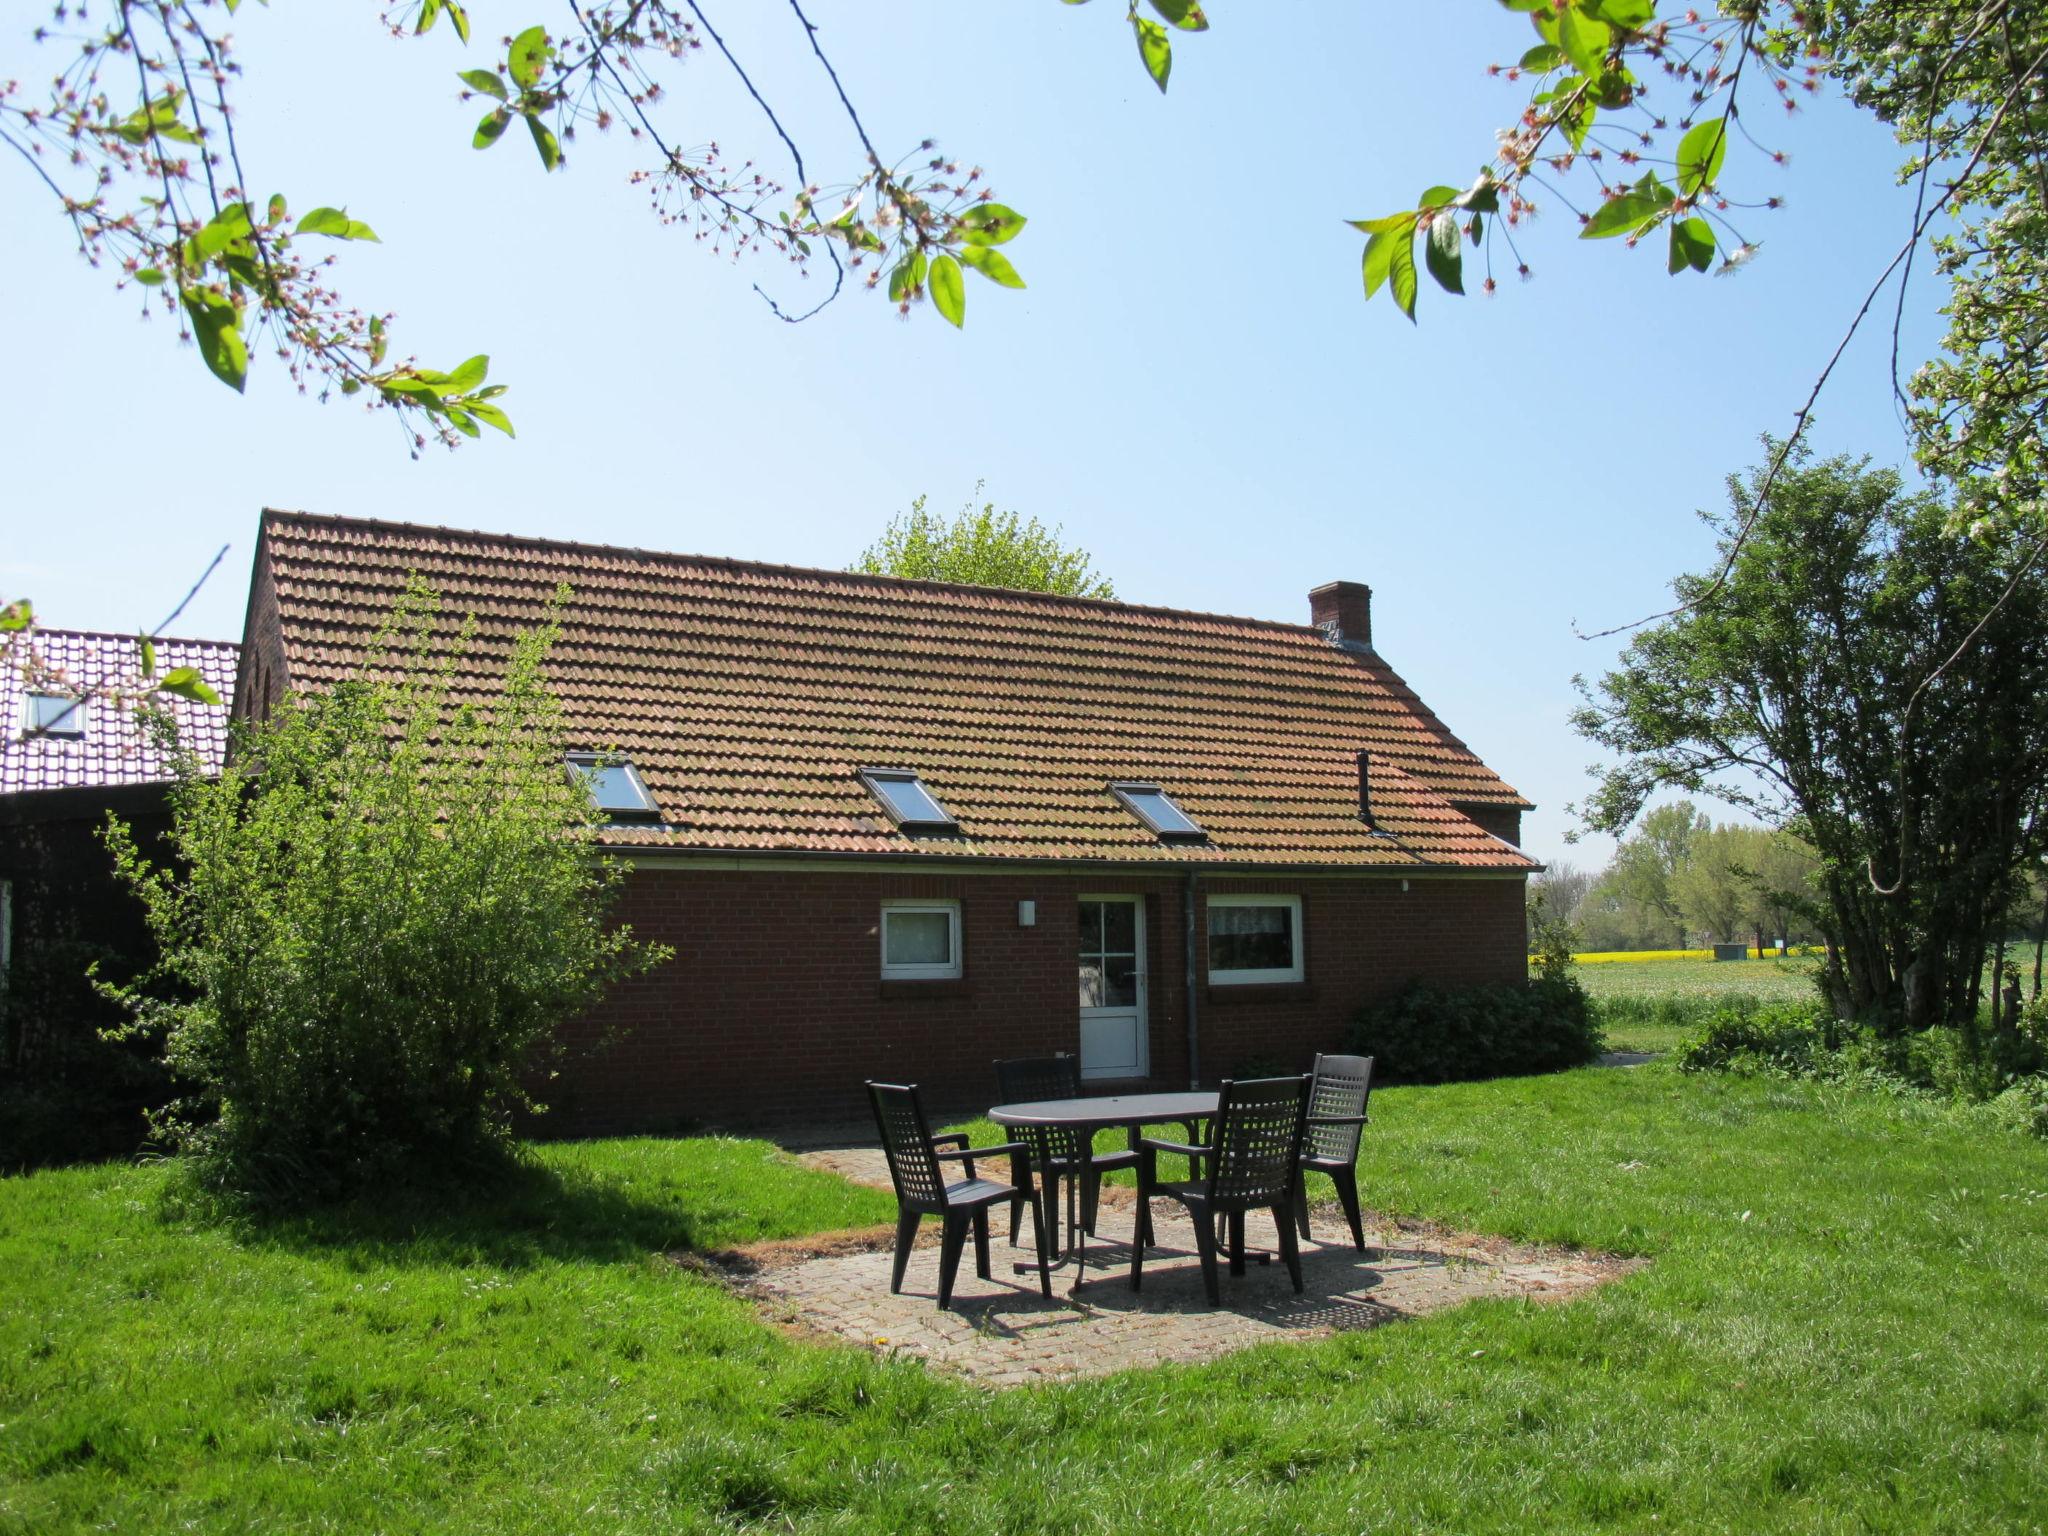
[251,510,1535,870]
[1,629,239,797]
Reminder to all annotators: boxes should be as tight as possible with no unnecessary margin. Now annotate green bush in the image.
[1674,997,1832,1075]
[1986,1077,2048,1138]
[101,586,669,1206]
[1346,975,1605,1084]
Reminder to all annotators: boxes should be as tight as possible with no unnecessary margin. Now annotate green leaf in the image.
[1456,175,1501,214]
[447,1,472,43]
[468,401,516,438]
[957,203,1027,246]
[1668,215,1715,274]
[888,255,918,303]
[1132,14,1172,92]
[1556,7,1612,76]
[266,193,288,227]
[1147,0,1208,30]
[158,668,222,706]
[474,108,512,150]
[957,244,1025,288]
[1347,211,1415,236]
[0,600,31,632]
[1387,231,1418,321]
[445,354,489,393]
[1417,184,1460,209]
[929,253,966,327]
[1582,177,1672,240]
[369,315,388,367]
[138,635,157,680]
[296,207,380,242]
[1361,227,1402,299]
[134,268,166,286]
[194,203,254,260]
[1676,116,1729,197]
[417,0,442,33]
[1584,0,1656,25]
[527,115,562,171]
[508,26,552,91]
[181,290,247,393]
[460,69,508,101]
[1519,43,1564,70]
[1425,210,1463,295]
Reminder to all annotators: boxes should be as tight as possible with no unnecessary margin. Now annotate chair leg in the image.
[1027,1190,1052,1298]
[1334,1166,1366,1253]
[972,1206,992,1280]
[1294,1170,1313,1241]
[1190,1206,1222,1306]
[1228,1210,1247,1277]
[1008,1149,1029,1245]
[1081,1166,1102,1234]
[1272,1203,1305,1294]
[937,1213,968,1308]
[889,1208,920,1295]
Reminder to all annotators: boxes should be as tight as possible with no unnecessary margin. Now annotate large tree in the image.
[852,491,1115,598]
[1575,451,2048,1030]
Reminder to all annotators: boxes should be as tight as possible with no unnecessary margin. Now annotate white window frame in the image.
[23,691,86,738]
[1206,892,1305,985]
[879,900,963,981]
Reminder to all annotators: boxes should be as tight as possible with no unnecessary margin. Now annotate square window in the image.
[1207,894,1304,984]
[881,901,962,980]
[24,691,84,739]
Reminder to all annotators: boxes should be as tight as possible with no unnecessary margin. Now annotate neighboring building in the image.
[0,630,238,1159]
[235,509,1536,1132]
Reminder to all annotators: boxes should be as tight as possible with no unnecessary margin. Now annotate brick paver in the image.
[707,1145,1638,1386]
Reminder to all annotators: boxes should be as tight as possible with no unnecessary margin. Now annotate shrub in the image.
[1985,1077,2048,1139]
[100,586,670,1206]
[1674,998,1832,1076]
[1346,975,1605,1084]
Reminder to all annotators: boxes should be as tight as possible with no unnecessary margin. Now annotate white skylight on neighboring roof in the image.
[566,753,661,821]
[24,691,85,739]
[1111,781,1206,842]
[859,768,958,833]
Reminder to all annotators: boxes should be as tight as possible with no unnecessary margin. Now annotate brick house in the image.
[1,630,239,1156]
[235,510,1536,1132]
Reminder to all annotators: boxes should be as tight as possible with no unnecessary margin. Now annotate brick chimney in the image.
[1309,581,1373,650]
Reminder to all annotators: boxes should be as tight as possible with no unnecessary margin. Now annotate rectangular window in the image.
[1109,781,1206,842]
[24,692,84,738]
[880,900,962,980]
[565,753,661,821]
[859,768,958,833]
[1207,893,1304,984]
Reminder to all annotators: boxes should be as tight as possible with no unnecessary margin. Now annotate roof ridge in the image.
[259,507,1323,638]
[10,627,241,650]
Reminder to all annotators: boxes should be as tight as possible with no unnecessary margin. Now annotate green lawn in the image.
[1580,955,1820,1052]
[5,1068,2048,1533]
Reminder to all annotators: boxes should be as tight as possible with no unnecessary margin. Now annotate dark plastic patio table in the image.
[989,1091,1218,1288]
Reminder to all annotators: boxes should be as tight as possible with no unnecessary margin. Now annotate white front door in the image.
[1078,896,1148,1081]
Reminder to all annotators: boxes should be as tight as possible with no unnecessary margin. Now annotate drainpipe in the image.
[1183,871,1201,1089]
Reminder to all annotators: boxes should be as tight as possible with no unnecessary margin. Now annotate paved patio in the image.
[692,1144,1640,1386]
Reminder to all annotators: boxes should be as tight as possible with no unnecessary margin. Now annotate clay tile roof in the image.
[253,509,1534,871]
[1,630,238,797]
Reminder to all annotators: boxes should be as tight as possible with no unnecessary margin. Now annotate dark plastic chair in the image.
[1129,1075,1311,1305]
[993,1054,1139,1243]
[867,1081,1050,1307]
[1295,1052,1374,1251]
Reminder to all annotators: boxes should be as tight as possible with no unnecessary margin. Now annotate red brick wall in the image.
[544,864,1528,1135]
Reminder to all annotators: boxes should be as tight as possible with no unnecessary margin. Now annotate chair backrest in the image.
[1203,1075,1310,1207]
[993,1053,1082,1105]
[1306,1052,1374,1163]
[867,1081,947,1210]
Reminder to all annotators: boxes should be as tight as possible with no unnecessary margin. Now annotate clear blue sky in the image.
[0,3,1945,869]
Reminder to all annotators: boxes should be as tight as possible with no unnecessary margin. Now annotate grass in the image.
[1580,954,1820,1053]
[6,1070,2048,1533]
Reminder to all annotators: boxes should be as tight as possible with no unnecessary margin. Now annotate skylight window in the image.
[1111,782,1206,842]
[23,691,85,739]
[566,753,661,821]
[859,768,958,833]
